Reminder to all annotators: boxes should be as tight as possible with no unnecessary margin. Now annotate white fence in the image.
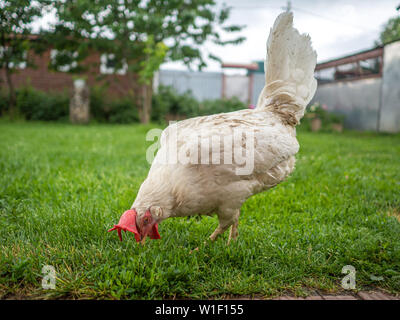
[312,40,400,132]
[155,69,266,106]
[156,70,222,101]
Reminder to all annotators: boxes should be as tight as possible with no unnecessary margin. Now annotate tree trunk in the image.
[137,83,152,124]
[5,66,16,116]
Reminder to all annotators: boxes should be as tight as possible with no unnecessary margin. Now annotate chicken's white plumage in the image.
[257,12,317,121]
[131,12,317,243]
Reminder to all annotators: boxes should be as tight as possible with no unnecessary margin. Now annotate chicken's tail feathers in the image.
[256,12,317,125]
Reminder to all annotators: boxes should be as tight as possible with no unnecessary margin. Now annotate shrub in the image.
[1,86,69,120]
[300,102,345,132]
[151,85,246,122]
[90,85,109,122]
[151,85,199,122]
[0,89,9,115]
[198,97,246,116]
[1,84,248,124]
[108,98,139,123]
[16,86,69,121]
[90,86,139,123]
[0,86,70,121]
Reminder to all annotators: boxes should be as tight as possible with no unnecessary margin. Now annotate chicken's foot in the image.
[209,225,229,241]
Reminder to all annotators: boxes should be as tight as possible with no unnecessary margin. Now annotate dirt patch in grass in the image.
[386,207,400,222]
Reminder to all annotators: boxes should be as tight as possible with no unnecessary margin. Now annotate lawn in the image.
[0,121,399,299]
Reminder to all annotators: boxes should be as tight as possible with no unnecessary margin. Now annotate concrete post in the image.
[379,41,400,133]
[70,79,90,124]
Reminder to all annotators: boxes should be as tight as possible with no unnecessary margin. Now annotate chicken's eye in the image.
[143,218,150,225]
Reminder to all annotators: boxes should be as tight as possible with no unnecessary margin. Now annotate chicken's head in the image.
[108,206,162,244]
[135,206,162,243]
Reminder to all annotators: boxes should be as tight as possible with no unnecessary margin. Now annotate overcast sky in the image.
[163,0,400,71]
[33,0,400,72]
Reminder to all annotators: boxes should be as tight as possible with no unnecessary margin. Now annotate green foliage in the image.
[89,86,108,121]
[0,89,8,114]
[2,85,139,123]
[17,86,69,121]
[0,0,48,108]
[151,85,246,122]
[151,85,200,122]
[300,102,345,132]
[199,96,246,116]
[0,123,399,299]
[379,15,400,45]
[1,85,246,124]
[43,0,245,123]
[138,36,168,85]
[90,86,139,124]
[0,86,69,121]
[46,0,244,78]
[108,99,140,124]
[0,0,45,72]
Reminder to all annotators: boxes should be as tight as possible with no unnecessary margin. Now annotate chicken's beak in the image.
[138,219,160,244]
[137,209,161,245]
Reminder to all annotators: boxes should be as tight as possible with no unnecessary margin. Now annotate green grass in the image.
[1,121,399,299]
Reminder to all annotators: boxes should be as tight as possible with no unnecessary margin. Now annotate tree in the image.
[47,0,245,123]
[0,0,45,114]
[379,15,400,45]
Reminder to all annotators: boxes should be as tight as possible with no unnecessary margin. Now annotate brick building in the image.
[0,36,138,98]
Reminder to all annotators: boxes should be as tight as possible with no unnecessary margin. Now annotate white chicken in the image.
[109,12,317,244]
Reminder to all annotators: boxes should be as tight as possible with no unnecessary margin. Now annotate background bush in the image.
[151,85,200,122]
[299,102,346,132]
[199,96,246,116]
[0,84,248,123]
[90,86,139,123]
[0,89,9,116]
[1,86,69,121]
[17,86,69,121]
[151,85,247,122]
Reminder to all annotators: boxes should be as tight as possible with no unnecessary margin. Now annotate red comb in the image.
[108,209,141,242]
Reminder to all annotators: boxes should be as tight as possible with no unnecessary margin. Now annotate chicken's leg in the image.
[228,221,239,245]
[228,209,240,245]
[209,225,229,241]
[209,208,240,243]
